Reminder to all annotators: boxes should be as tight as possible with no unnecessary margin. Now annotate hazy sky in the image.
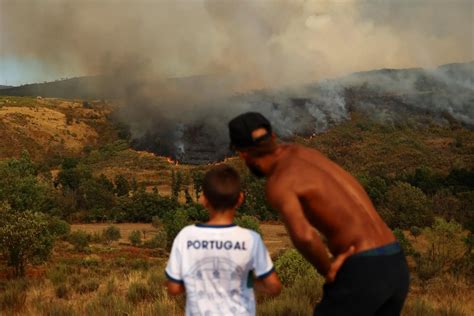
[1,0,473,87]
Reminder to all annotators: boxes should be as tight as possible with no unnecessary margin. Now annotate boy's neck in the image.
[206,208,235,225]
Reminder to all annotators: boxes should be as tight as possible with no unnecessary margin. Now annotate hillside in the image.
[0,96,118,161]
[0,95,473,190]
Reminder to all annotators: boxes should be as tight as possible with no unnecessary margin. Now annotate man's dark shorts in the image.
[314,242,410,316]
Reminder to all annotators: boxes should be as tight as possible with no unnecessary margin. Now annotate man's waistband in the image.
[352,242,402,257]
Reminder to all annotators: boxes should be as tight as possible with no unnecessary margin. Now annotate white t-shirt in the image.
[165,223,274,316]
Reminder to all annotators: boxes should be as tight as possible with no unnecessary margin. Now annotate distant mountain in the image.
[0,76,109,99]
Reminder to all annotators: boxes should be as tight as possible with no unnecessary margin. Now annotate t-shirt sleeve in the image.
[165,233,184,284]
[252,233,274,279]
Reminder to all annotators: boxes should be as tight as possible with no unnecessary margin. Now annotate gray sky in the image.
[1,0,473,86]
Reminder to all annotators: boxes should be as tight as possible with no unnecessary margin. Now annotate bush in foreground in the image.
[0,203,54,277]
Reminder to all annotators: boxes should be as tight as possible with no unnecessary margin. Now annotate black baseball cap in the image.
[228,112,272,150]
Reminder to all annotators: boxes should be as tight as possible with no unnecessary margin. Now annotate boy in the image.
[165,164,281,315]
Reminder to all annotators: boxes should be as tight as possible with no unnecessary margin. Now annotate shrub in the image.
[393,229,415,256]
[130,258,150,271]
[128,230,142,246]
[147,271,166,297]
[143,229,167,249]
[258,276,323,316]
[55,283,70,299]
[274,249,320,287]
[90,231,104,243]
[85,293,133,316]
[240,174,276,220]
[67,230,90,252]
[114,174,130,197]
[384,182,433,229]
[185,204,209,222]
[102,225,121,245]
[81,255,101,267]
[358,174,389,206]
[0,279,28,313]
[235,215,263,237]
[410,226,422,238]
[74,278,100,294]
[151,216,163,229]
[415,218,467,280]
[47,264,71,286]
[48,217,71,239]
[163,209,190,250]
[0,203,55,277]
[127,282,151,303]
[34,300,76,316]
[402,299,436,316]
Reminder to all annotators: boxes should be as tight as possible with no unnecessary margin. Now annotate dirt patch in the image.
[71,222,292,255]
[71,223,157,243]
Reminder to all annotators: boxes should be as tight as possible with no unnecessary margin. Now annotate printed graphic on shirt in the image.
[185,256,251,315]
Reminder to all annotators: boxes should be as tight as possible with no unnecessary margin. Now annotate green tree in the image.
[0,203,55,277]
[77,178,116,213]
[163,209,190,250]
[97,174,114,193]
[171,171,182,202]
[0,153,54,213]
[184,187,193,204]
[56,164,92,191]
[191,169,204,199]
[384,182,433,229]
[358,174,389,206]
[240,174,276,220]
[114,174,130,197]
[405,167,442,194]
[113,191,178,222]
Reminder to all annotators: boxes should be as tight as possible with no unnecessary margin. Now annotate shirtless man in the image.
[228,112,409,315]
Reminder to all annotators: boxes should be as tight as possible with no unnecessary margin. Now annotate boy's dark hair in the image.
[202,164,241,211]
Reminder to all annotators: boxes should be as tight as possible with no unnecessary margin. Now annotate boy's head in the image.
[201,164,243,211]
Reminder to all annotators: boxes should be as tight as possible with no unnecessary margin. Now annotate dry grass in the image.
[71,223,292,255]
[71,223,158,244]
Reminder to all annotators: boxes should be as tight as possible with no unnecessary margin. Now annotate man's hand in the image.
[325,245,355,283]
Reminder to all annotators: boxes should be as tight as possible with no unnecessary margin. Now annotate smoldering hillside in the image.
[124,62,474,163]
[1,1,473,163]
[3,62,472,164]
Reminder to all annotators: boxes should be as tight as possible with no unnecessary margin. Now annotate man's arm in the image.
[268,187,332,276]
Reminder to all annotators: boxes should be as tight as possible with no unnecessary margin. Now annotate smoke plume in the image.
[1,0,473,162]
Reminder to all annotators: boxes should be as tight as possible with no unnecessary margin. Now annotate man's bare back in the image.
[229,112,410,315]
[266,144,395,257]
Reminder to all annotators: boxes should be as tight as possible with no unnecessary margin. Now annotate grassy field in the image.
[0,96,473,315]
[70,223,292,256]
[1,222,472,315]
